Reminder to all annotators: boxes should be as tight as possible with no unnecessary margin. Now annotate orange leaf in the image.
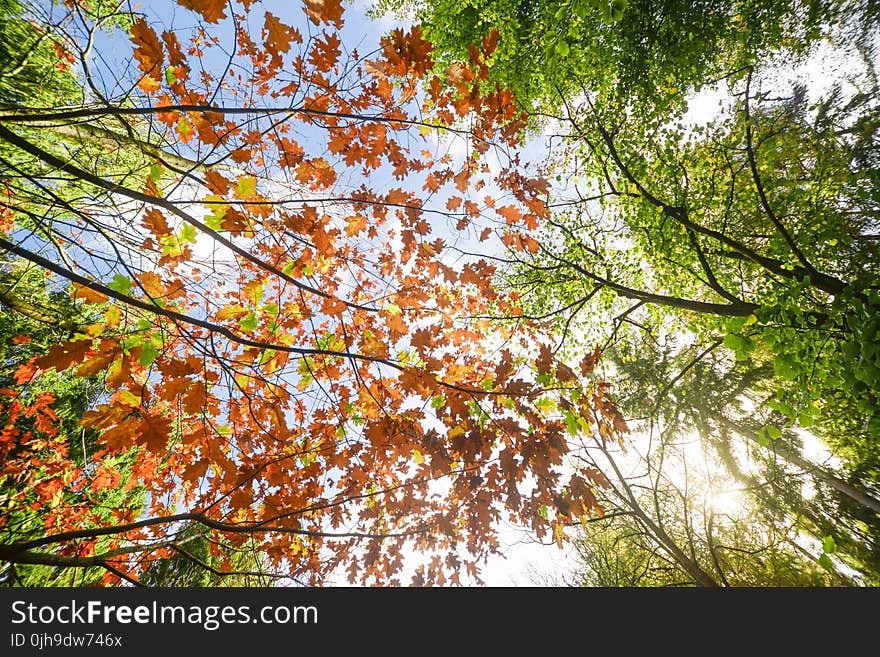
[308,32,341,73]
[142,208,171,238]
[344,214,368,237]
[35,339,93,373]
[137,413,172,452]
[496,205,522,225]
[177,0,227,23]
[321,296,347,317]
[204,170,231,195]
[130,19,163,74]
[72,283,108,305]
[137,75,162,94]
[76,347,119,378]
[264,12,301,55]
[182,380,207,414]
[11,336,31,345]
[303,0,344,28]
[161,30,187,66]
[13,358,38,385]
[90,466,122,493]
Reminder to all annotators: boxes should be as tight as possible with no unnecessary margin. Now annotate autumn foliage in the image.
[0,0,625,585]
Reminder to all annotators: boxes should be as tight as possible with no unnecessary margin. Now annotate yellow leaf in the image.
[234,175,257,199]
[137,75,162,93]
[116,390,141,407]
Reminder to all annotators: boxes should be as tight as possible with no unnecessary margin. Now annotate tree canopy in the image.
[0,0,627,586]
[0,0,877,587]
[377,0,880,585]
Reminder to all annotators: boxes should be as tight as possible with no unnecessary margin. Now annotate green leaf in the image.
[108,274,132,296]
[117,390,140,407]
[138,340,158,368]
[723,333,752,360]
[161,235,183,258]
[555,41,570,57]
[818,553,834,572]
[164,66,177,85]
[538,504,549,520]
[205,211,225,231]
[238,313,259,332]
[563,410,580,436]
[179,223,197,244]
[822,535,837,554]
[235,175,257,198]
[766,425,782,440]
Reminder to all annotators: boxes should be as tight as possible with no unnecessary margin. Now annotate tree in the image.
[584,330,880,586]
[376,0,865,114]
[379,0,880,585]
[0,255,145,586]
[0,0,625,585]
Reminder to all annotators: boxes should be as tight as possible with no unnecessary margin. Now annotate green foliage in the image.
[0,259,145,587]
[378,0,844,114]
[572,511,835,587]
[140,524,274,587]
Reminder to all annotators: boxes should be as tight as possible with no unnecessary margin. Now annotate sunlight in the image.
[709,489,745,516]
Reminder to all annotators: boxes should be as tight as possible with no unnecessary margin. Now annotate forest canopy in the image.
[0,0,877,586]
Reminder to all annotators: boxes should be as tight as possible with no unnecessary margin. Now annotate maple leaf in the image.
[76,346,119,377]
[303,0,344,28]
[321,296,347,317]
[142,208,171,238]
[264,12,302,57]
[137,413,172,452]
[496,205,522,225]
[137,75,162,94]
[177,0,227,23]
[308,33,341,73]
[344,214,368,237]
[35,339,93,373]
[90,466,122,493]
[130,19,163,74]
